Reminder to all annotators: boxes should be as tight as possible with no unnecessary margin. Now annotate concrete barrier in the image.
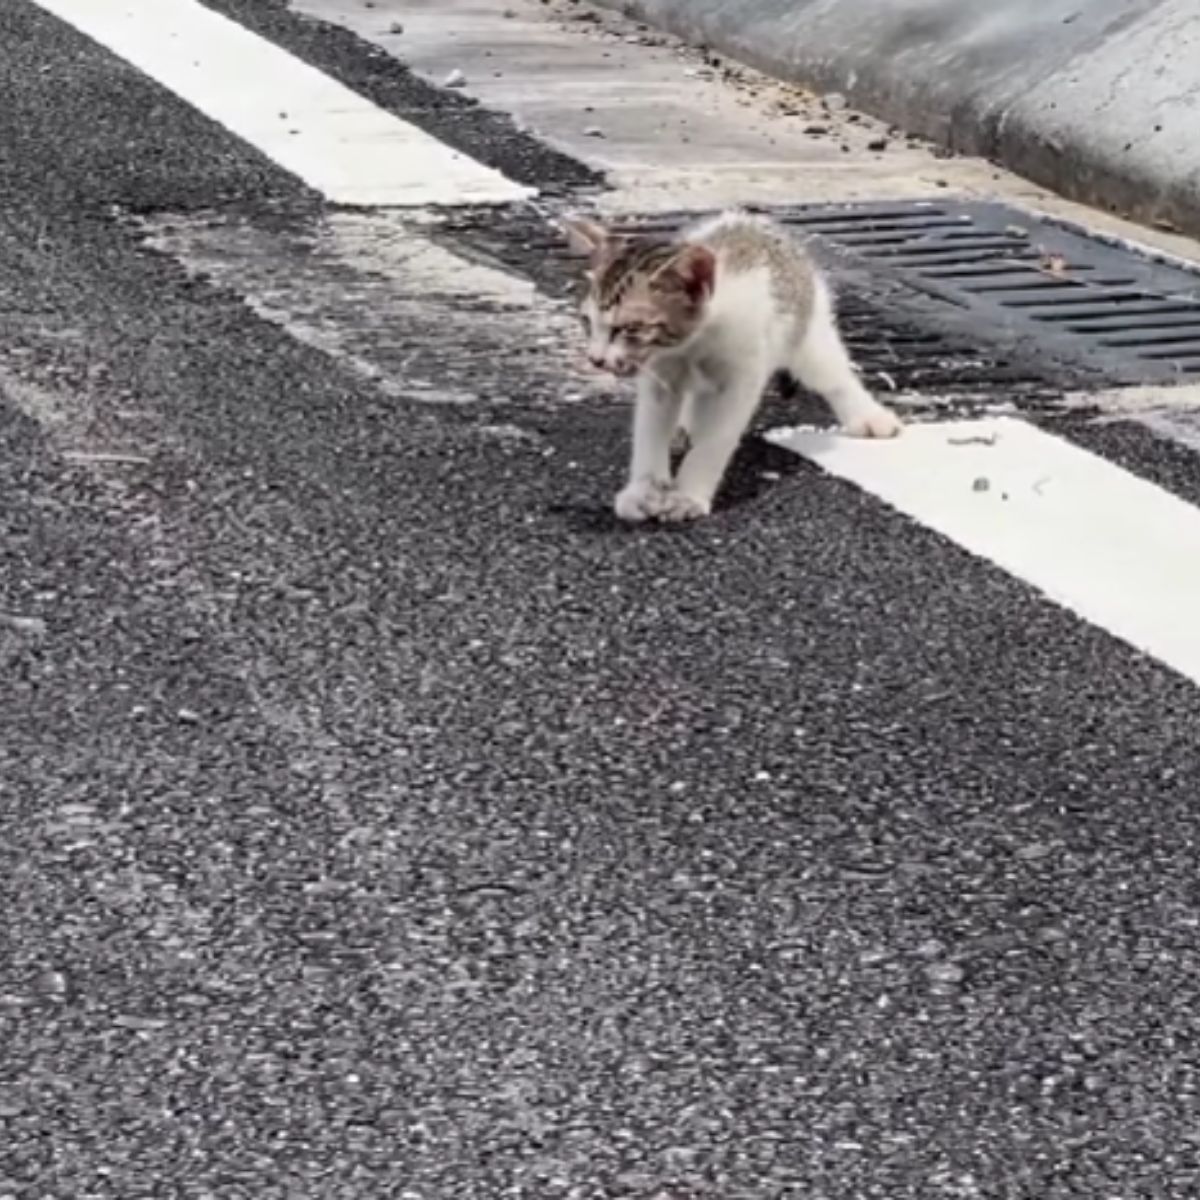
[595,0,1200,238]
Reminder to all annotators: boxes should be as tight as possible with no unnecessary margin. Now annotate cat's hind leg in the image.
[790,279,901,438]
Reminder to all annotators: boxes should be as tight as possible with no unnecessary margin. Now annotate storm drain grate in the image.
[609,201,1200,386]
[436,205,1077,401]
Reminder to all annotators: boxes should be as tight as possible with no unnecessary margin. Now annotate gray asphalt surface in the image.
[3,3,1200,1198]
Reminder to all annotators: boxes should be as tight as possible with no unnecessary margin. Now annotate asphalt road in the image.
[3,3,1200,1198]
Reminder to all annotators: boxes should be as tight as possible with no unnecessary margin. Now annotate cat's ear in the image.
[559,215,610,260]
[655,245,716,303]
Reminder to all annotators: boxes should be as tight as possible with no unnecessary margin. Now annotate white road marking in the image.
[32,0,532,207]
[768,416,1200,687]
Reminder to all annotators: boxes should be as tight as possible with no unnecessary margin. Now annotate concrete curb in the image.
[594,0,1200,239]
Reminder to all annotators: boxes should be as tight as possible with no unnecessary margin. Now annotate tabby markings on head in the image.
[594,238,678,308]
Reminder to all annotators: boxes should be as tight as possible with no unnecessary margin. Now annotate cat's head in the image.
[561,217,716,377]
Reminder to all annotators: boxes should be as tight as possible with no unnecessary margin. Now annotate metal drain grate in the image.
[435,206,1076,402]
[611,201,1200,386]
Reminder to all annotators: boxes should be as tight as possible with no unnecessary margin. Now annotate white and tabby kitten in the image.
[563,210,901,522]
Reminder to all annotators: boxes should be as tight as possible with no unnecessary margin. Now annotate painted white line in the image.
[768,416,1200,687]
[33,0,532,207]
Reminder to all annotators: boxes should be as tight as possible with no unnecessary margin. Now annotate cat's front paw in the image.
[614,478,669,523]
[655,489,710,523]
[842,403,902,439]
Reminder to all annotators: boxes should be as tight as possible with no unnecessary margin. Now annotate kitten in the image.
[562,210,901,522]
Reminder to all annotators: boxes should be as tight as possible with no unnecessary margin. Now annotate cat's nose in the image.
[588,352,606,369]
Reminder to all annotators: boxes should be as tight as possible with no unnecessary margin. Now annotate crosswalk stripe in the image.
[32,0,533,207]
[769,416,1200,687]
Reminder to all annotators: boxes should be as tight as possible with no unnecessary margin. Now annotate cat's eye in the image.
[612,322,661,343]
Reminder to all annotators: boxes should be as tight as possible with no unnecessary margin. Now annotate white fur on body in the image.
[602,214,901,523]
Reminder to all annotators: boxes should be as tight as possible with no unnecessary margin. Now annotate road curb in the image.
[593,0,1200,239]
